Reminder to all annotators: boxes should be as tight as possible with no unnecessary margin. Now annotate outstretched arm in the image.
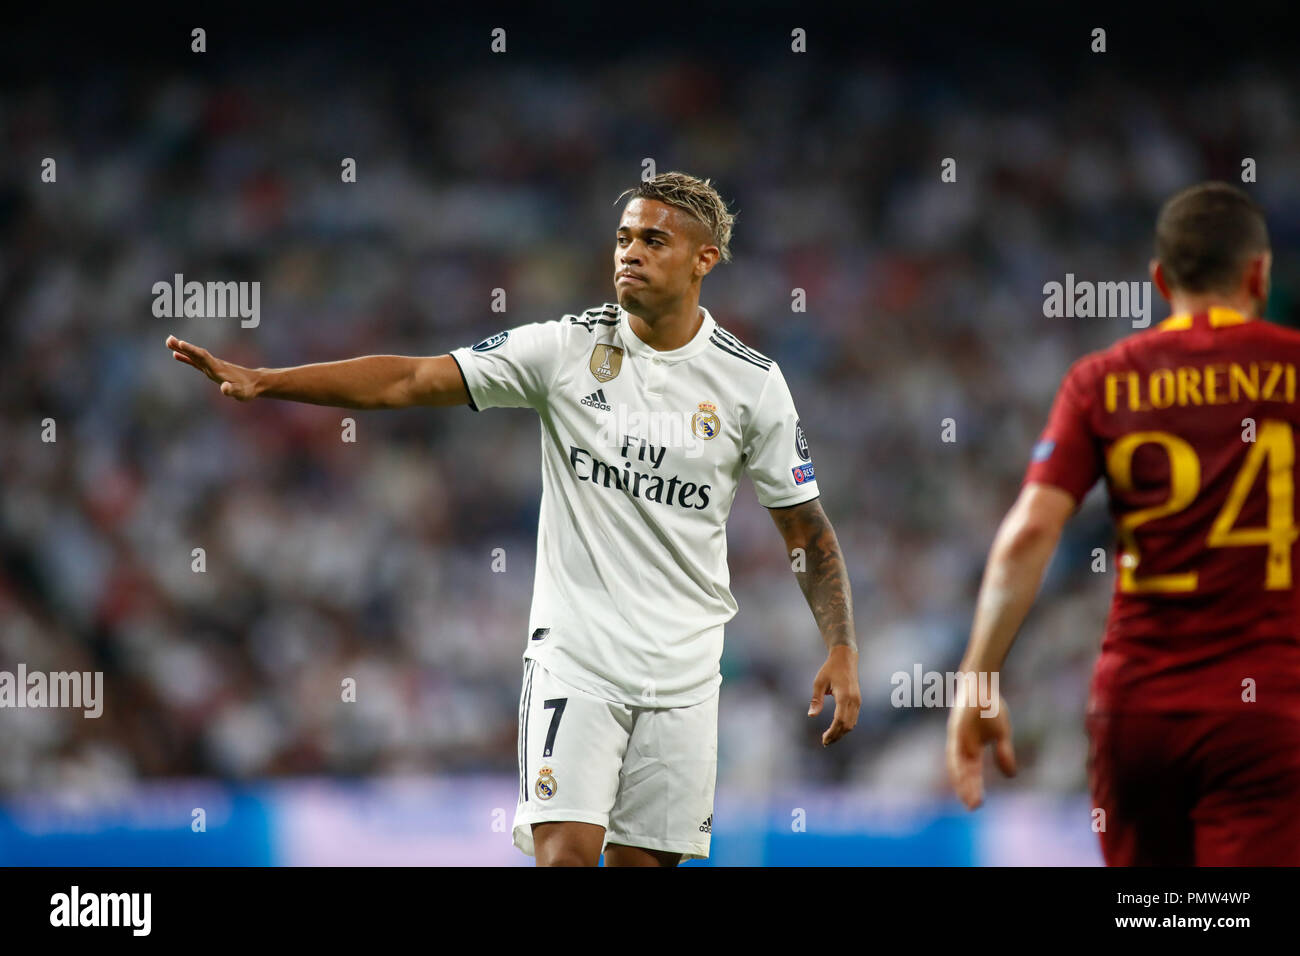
[947,481,1075,809]
[769,497,860,746]
[165,335,470,409]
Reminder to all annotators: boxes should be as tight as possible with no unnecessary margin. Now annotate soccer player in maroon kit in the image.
[947,181,1300,865]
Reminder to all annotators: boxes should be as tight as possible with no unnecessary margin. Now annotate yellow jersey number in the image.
[1106,420,1298,593]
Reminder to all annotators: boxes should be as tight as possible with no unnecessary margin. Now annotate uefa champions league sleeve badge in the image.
[471,330,509,352]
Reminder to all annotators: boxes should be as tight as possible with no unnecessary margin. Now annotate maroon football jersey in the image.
[1024,308,1300,713]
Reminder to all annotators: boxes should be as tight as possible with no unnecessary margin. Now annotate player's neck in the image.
[627,301,704,351]
[1166,294,1259,319]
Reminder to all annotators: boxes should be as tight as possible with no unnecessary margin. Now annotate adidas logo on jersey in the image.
[580,389,612,411]
[699,814,712,833]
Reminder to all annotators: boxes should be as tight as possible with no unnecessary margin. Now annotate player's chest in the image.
[553,343,742,469]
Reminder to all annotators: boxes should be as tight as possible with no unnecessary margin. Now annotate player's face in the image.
[614,199,711,312]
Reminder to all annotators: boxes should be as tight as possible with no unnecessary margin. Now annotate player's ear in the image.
[1245,250,1271,303]
[695,243,721,279]
[1150,259,1172,303]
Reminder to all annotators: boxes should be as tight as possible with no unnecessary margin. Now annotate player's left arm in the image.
[769,498,861,746]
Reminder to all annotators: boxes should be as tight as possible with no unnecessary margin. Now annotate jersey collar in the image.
[617,305,717,363]
[1157,306,1253,331]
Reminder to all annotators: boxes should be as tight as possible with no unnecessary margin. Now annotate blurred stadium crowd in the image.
[3,36,1299,805]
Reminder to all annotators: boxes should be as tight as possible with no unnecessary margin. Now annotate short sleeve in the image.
[449,321,567,411]
[743,364,820,508]
[1022,358,1102,503]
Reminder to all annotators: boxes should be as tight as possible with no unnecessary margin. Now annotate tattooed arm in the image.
[769,497,861,746]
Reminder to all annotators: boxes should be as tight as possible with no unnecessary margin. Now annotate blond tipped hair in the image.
[616,171,737,264]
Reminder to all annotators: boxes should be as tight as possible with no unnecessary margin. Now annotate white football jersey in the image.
[450,303,819,707]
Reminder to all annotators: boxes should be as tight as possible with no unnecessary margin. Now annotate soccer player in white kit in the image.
[165,171,861,866]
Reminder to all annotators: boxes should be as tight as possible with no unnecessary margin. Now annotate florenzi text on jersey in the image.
[1105,361,1296,411]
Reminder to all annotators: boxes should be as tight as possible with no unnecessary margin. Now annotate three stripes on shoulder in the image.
[568,304,774,372]
[709,326,772,370]
[569,305,620,332]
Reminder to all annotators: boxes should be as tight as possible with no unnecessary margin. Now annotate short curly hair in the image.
[616,171,737,264]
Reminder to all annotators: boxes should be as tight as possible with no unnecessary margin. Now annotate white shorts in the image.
[512,659,718,862]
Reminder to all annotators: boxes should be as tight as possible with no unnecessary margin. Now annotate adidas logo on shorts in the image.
[580,388,612,411]
[699,814,712,834]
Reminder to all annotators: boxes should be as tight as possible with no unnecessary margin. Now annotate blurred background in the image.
[2,4,1298,864]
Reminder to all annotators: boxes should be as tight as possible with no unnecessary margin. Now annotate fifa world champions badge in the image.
[691,401,721,440]
[589,345,623,383]
[535,766,558,800]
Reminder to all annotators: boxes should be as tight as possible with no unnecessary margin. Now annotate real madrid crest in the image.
[691,401,721,440]
[535,765,558,800]
[589,345,623,383]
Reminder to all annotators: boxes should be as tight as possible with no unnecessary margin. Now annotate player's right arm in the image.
[947,356,1103,809]
[947,480,1075,808]
[164,334,470,408]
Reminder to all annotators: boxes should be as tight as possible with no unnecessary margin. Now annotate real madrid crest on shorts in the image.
[535,765,558,800]
[589,345,623,383]
[691,401,721,440]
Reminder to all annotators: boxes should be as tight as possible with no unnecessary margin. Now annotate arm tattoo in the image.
[771,499,856,652]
